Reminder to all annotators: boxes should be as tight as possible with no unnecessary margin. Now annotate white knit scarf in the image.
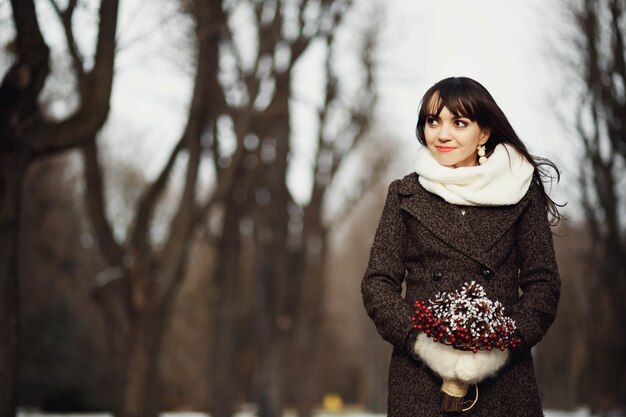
[414,143,534,206]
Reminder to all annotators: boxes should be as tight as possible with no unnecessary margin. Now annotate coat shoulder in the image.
[521,180,547,206]
[393,172,420,195]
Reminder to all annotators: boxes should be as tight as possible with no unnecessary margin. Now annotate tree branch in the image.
[157,0,227,304]
[82,139,125,265]
[26,0,120,157]
[128,137,184,254]
[607,0,626,155]
[0,0,50,144]
[48,0,86,86]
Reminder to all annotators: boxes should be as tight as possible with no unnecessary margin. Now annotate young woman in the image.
[361,76,561,416]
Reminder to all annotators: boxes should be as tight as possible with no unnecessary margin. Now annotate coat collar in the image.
[397,173,531,267]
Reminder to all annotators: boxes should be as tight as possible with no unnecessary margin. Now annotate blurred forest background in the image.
[0,1,625,417]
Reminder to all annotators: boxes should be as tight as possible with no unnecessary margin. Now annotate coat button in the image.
[432,269,444,281]
[481,268,494,278]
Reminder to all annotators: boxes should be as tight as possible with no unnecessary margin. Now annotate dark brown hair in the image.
[415,76,563,224]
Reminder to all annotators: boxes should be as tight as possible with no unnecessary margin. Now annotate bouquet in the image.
[411,281,521,412]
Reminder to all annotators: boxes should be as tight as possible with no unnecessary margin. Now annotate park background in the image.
[1,0,625,417]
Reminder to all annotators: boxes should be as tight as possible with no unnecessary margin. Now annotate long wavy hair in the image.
[415,76,563,225]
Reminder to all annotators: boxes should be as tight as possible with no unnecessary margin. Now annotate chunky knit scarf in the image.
[414,143,534,206]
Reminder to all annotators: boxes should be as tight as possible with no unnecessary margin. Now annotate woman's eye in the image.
[426,116,439,125]
[454,120,469,128]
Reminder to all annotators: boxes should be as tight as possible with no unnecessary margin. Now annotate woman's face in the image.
[423,105,490,168]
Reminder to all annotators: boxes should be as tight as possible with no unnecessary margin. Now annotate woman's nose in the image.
[438,124,452,140]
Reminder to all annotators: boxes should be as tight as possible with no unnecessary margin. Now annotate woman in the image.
[361,76,561,416]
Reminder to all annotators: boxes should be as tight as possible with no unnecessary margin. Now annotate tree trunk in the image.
[254,80,292,417]
[572,0,626,410]
[210,197,243,417]
[0,151,29,417]
[292,226,328,417]
[257,327,287,417]
[94,273,167,417]
[93,278,130,417]
[255,234,287,417]
[120,308,165,417]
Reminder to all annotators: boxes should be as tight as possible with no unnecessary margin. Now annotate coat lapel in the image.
[397,173,530,266]
[463,199,530,252]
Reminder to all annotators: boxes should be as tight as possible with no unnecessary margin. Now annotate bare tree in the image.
[80,1,235,416]
[1,0,235,416]
[288,17,385,417]
[0,1,383,416]
[201,1,343,415]
[568,0,626,412]
[205,1,390,416]
[0,1,119,415]
[202,1,386,417]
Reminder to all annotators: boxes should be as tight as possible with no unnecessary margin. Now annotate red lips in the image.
[435,146,456,152]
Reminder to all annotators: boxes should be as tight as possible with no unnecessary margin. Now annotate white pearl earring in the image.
[477,144,487,165]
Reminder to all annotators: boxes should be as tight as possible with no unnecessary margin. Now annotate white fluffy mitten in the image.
[414,332,509,384]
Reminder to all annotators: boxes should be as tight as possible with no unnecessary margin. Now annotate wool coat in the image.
[361,172,560,417]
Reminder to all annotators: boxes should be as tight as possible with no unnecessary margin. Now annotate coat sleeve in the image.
[510,183,561,351]
[361,179,420,356]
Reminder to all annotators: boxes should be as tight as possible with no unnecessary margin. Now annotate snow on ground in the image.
[16,408,598,417]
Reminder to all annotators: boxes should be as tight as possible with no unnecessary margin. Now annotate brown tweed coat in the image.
[361,172,560,417]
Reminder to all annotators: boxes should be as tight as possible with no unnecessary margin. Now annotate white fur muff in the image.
[414,333,509,384]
